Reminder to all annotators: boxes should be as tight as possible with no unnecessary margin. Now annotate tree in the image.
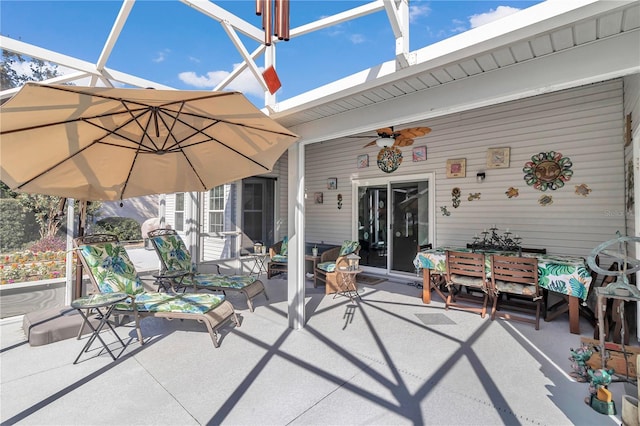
[0,49,82,239]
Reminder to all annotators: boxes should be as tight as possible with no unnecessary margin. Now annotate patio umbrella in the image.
[0,83,299,201]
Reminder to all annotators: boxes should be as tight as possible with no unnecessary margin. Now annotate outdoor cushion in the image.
[116,292,225,314]
[271,254,288,263]
[494,280,537,296]
[339,240,359,256]
[78,242,146,296]
[280,236,288,256]
[449,274,486,288]
[317,261,336,273]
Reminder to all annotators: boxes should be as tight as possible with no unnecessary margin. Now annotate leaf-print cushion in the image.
[150,234,194,272]
[339,240,359,256]
[181,273,257,290]
[78,242,145,296]
[116,292,224,314]
[280,236,288,256]
[271,254,288,263]
[317,261,336,273]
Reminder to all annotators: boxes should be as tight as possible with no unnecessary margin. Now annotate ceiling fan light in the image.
[376,136,394,148]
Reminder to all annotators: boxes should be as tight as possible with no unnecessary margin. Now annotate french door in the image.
[353,173,434,275]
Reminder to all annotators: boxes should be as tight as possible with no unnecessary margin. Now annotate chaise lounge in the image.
[74,234,239,348]
[148,228,268,312]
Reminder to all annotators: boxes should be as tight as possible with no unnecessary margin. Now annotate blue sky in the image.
[1,1,543,106]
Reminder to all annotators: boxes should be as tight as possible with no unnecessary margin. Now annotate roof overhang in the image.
[269,0,640,144]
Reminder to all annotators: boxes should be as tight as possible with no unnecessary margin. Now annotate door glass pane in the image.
[390,180,429,272]
[357,185,387,268]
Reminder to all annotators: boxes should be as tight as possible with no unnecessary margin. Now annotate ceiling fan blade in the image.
[363,139,377,148]
[376,127,394,137]
[400,127,431,138]
[394,137,414,147]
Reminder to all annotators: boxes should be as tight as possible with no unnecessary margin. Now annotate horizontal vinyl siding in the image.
[305,79,625,257]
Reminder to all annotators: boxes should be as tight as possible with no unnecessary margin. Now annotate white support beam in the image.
[221,21,269,92]
[0,36,174,90]
[96,0,135,71]
[289,1,384,38]
[180,0,264,42]
[287,141,305,330]
[214,44,266,91]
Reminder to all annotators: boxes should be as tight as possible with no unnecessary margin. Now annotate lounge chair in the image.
[147,228,268,312]
[74,234,239,348]
[267,237,288,279]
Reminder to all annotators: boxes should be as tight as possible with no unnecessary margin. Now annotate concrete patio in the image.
[0,269,632,425]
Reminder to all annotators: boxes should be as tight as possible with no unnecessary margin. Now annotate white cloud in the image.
[409,4,431,23]
[469,6,520,28]
[350,34,365,44]
[152,49,171,63]
[178,63,264,97]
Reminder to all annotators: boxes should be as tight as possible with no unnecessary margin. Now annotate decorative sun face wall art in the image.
[523,151,573,191]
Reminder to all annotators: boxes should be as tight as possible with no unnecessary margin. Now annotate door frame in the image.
[351,172,436,278]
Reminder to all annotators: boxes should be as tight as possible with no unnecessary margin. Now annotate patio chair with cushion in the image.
[74,234,239,348]
[445,250,490,317]
[489,254,541,330]
[314,240,360,293]
[147,228,268,312]
[267,237,288,279]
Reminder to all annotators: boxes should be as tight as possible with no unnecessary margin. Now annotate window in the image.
[208,185,224,233]
[174,193,184,231]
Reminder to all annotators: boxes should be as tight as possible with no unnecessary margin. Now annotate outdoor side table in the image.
[71,292,128,364]
[249,253,269,278]
[334,268,362,301]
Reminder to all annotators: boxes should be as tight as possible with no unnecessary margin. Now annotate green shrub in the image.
[93,217,142,241]
[0,199,39,251]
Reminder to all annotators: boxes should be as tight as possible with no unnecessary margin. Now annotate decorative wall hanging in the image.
[451,187,461,208]
[327,178,337,190]
[538,194,553,206]
[523,151,573,191]
[337,194,343,209]
[357,154,369,169]
[440,206,451,216]
[412,146,427,162]
[377,146,403,173]
[446,158,466,178]
[505,187,519,198]
[627,158,634,210]
[468,193,481,201]
[486,147,510,169]
[314,192,323,204]
[575,184,592,197]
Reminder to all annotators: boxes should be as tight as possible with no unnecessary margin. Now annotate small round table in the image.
[248,253,269,278]
[71,292,128,364]
[334,268,362,301]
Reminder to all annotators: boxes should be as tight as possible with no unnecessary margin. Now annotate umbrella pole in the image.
[74,200,87,300]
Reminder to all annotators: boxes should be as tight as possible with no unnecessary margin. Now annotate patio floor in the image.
[0,270,632,425]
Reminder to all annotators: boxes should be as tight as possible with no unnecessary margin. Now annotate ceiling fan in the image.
[362,126,431,149]
[353,126,431,173]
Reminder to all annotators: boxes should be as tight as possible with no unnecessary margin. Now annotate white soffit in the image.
[271,0,640,143]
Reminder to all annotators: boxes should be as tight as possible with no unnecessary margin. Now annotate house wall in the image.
[624,74,640,242]
[305,79,626,258]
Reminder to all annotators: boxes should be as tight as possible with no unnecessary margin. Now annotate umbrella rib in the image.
[157,111,272,172]
[14,142,96,191]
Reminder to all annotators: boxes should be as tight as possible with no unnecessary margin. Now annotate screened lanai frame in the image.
[1,0,639,330]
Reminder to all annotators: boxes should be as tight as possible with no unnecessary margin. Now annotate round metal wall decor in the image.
[523,151,573,191]
[377,146,403,173]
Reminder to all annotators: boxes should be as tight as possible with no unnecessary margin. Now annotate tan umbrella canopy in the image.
[0,83,299,200]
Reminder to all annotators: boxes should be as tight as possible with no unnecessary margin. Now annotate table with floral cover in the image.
[413,247,592,334]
